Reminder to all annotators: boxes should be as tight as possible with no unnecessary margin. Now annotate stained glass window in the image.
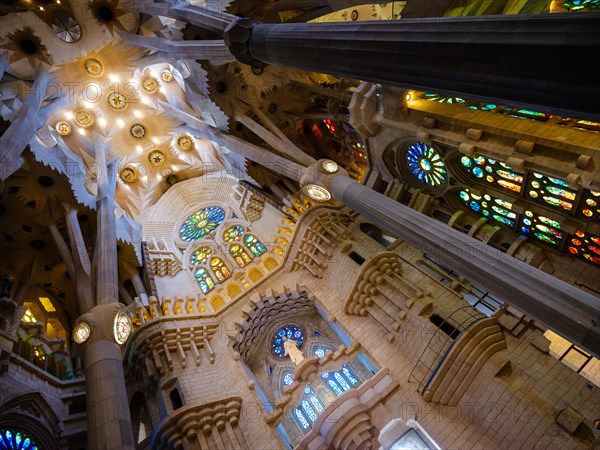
[230,244,252,267]
[342,365,358,385]
[568,231,600,267]
[190,246,212,265]
[179,207,225,242]
[244,234,266,257]
[326,379,343,396]
[272,326,304,357]
[406,142,447,187]
[0,429,39,450]
[302,386,324,414]
[459,156,524,194]
[578,190,600,221]
[335,372,351,391]
[519,212,565,248]
[294,408,310,430]
[459,189,517,228]
[223,225,244,243]
[194,268,215,294]
[323,119,337,134]
[424,93,465,105]
[527,173,577,212]
[301,400,318,422]
[210,257,231,282]
[282,371,293,386]
[314,347,327,358]
[562,0,600,11]
[322,370,354,395]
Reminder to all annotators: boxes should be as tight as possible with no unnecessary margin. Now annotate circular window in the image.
[272,325,304,357]
[403,142,447,189]
[179,207,226,242]
[282,371,293,386]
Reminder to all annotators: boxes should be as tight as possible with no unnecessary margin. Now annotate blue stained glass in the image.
[327,379,343,396]
[310,395,324,413]
[321,372,329,379]
[335,372,351,391]
[405,142,447,187]
[302,400,318,422]
[493,215,515,226]
[314,347,327,358]
[342,366,358,385]
[482,210,490,217]
[295,409,310,429]
[469,201,481,212]
[548,177,571,187]
[523,219,532,226]
[521,227,529,234]
[0,429,37,450]
[272,326,304,357]
[473,167,484,178]
[283,372,293,386]
[459,191,470,202]
[460,157,472,168]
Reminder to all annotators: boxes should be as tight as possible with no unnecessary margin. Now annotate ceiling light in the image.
[78,128,86,136]
[109,74,119,83]
[98,118,106,127]
[133,110,142,118]
[321,160,339,173]
[302,184,331,201]
[65,111,74,120]
[116,119,124,128]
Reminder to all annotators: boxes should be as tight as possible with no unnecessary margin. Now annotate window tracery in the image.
[0,429,39,450]
[244,234,266,257]
[405,142,447,187]
[194,268,215,294]
[230,244,252,267]
[459,156,524,194]
[223,225,244,242]
[272,326,304,357]
[527,173,577,212]
[210,257,231,282]
[190,246,212,265]
[179,207,225,242]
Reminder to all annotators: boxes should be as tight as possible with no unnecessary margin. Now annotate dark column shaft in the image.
[239,13,600,120]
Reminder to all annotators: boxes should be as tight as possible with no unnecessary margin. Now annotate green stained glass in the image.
[493,215,515,226]
[244,234,267,257]
[492,205,516,219]
[533,232,558,246]
[543,196,573,211]
[195,268,215,294]
[562,0,600,11]
[180,207,225,242]
[546,186,576,200]
[538,216,561,229]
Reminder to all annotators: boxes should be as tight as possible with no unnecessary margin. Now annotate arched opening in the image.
[359,222,396,248]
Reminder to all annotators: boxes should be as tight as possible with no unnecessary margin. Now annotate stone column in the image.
[299,162,600,358]
[76,303,135,450]
[225,13,600,120]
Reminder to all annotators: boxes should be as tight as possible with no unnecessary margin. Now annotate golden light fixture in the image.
[321,160,339,173]
[55,121,72,135]
[73,321,91,344]
[74,110,94,128]
[84,58,104,77]
[119,165,138,183]
[161,69,173,82]
[302,184,331,202]
[107,91,127,110]
[141,76,159,94]
[130,124,146,139]
[148,150,166,166]
[176,135,194,151]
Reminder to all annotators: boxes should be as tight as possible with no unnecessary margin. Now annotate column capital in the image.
[224,17,265,68]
